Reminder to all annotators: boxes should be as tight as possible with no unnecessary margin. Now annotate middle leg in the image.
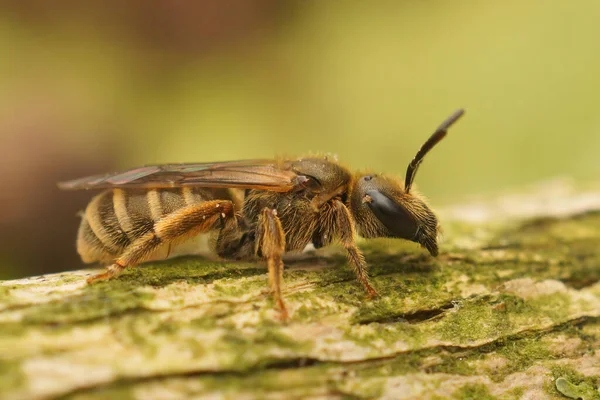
[256,207,288,320]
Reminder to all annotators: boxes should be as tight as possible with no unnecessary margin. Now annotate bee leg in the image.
[86,200,235,284]
[256,208,288,320]
[87,262,126,284]
[331,200,378,297]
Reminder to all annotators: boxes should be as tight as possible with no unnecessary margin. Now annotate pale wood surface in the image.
[1,182,599,399]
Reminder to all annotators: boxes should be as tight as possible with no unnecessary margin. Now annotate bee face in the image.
[351,174,439,256]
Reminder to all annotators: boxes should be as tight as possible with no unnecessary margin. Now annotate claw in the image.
[365,284,379,299]
[276,300,290,321]
[86,263,124,284]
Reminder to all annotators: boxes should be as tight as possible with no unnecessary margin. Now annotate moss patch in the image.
[453,383,496,400]
[555,377,600,400]
[436,296,512,343]
[547,365,600,399]
[20,282,155,325]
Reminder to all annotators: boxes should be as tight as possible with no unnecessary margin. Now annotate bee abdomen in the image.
[78,190,130,263]
[77,187,214,264]
[77,216,116,263]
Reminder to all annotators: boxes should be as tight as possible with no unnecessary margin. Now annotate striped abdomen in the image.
[77,187,234,264]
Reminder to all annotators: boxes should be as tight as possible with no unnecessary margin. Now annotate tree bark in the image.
[1,182,600,399]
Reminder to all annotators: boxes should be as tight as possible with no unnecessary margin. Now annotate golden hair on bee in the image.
[59,109,465,320]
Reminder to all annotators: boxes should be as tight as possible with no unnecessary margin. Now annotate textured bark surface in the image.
[1,182,600,400]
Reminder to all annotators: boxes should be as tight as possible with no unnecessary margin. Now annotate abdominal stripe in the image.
[85,190,130,252]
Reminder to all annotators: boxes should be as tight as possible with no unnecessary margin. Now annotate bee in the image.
[59,109,464,319]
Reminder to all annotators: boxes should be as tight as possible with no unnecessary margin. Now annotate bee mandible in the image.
[59,109,465,319]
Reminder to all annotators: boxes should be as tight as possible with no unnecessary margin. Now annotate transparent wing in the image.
[58,159,303,192]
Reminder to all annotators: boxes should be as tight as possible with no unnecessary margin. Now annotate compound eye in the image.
[364,189,418,240]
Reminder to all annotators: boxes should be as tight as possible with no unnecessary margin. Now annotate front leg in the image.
[323,200,378,297]
[256,208,288,320]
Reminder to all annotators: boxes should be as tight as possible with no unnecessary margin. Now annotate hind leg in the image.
[87,200,236,284]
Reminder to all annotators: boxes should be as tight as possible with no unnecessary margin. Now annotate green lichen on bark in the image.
[555,376,600,400]
[1,184,600,399]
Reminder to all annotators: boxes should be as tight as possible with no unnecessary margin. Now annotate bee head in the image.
[351,175,439,256]
[349,109,465,257]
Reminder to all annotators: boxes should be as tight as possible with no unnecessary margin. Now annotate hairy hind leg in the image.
[87,200,235,284]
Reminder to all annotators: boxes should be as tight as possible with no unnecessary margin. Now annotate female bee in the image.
[59,109,465,319]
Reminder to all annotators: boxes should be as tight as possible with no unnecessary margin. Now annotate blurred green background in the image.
[1,1,599,279]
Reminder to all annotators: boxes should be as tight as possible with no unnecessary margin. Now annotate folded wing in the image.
[58,159,302,192]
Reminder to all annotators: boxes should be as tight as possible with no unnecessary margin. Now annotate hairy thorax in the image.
[242,156,354,252]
